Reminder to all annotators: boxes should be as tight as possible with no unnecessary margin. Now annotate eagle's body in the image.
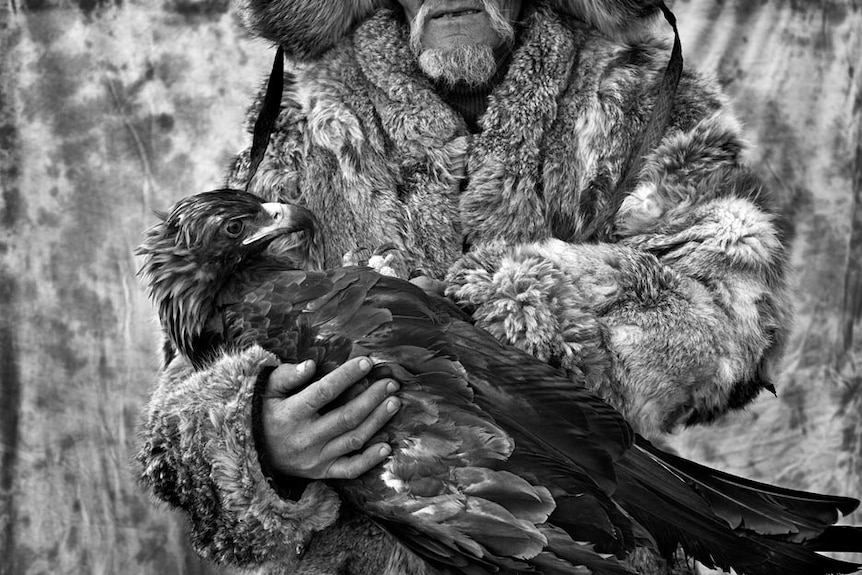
[138,189,862,575]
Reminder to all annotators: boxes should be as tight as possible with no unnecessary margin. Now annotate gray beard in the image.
[409,0,515,87]
[417,44,499,87]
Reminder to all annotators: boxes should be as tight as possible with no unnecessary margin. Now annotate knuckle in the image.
[341,464,361,480]
[294,459,316,476]
[345,434,363,452]
[337,410,358,432]
[322,462,337,479]
[292,437,311,453]
[292,432,317,452]
[312,384,334,406]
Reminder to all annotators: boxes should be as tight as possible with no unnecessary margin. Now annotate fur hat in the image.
[236,0,664,61]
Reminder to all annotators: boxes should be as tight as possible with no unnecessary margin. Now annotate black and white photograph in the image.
[1,1,860,574]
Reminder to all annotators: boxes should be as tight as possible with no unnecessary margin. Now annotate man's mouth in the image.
[438,9,481,18]
[432,9,483,19]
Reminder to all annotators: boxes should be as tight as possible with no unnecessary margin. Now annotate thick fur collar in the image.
[236,0,663,61]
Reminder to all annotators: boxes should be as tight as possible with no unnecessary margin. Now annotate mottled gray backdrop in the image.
[0,1,860,574]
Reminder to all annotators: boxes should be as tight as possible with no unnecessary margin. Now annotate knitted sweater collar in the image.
[432,50,515,134]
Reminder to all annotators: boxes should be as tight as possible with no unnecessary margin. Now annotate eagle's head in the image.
[136,188,319,363]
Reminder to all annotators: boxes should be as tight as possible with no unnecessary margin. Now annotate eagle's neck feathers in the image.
[141,247,229,363]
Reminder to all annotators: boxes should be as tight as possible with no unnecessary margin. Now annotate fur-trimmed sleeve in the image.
[135,345,341,567]
[447,108,793,439]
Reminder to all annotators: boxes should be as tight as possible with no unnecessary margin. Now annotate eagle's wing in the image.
[224,268,862,575]
[225,268,636,573]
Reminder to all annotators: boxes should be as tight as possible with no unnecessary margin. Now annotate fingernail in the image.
[379,444,392,457]
[386,398,400,413]
[297,360,313,375]
[386,380,399,394]
[358,357,371,371]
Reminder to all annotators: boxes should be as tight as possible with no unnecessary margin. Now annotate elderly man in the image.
[137,0,792,573]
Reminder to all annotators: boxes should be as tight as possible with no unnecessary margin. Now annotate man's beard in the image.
[417,45,499,87]
[409,1,516,87]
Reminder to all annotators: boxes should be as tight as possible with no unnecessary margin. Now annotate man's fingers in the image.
[265,360,316,397]
[292,357,373,417]
[316,377,399,436]
[324,443,393,480]
[321,393,401,459]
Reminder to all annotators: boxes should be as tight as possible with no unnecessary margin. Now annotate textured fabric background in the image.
[0,1,859,574]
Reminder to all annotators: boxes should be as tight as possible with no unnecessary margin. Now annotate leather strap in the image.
[245,46,285,191]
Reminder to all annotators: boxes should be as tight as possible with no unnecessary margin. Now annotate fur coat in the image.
[137,1,792,573]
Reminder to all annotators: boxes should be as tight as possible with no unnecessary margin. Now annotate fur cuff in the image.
[235,0,664,60]
[137,345,341,567]
[446,240,614,391]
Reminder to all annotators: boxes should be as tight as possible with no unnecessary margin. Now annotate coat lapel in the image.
[461,7,578,246]
[294,8,582,275]
[354,12,470,277]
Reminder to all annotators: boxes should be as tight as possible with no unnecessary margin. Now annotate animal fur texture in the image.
[136,2,792,573]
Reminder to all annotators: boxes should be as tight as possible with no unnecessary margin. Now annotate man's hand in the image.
[261,357,401,480]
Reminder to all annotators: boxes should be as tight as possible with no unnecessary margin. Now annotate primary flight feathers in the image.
[138,189,862,575]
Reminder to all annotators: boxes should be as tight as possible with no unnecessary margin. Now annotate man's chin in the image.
[417,44,499,87]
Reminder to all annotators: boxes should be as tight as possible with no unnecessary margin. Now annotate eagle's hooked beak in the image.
[242,203,316,246]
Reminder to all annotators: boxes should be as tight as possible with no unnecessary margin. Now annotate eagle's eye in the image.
[224,219,244,238]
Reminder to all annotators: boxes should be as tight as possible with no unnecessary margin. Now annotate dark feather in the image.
[613,442,862,574]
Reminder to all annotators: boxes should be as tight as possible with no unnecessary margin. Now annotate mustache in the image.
[409,1,517,53]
